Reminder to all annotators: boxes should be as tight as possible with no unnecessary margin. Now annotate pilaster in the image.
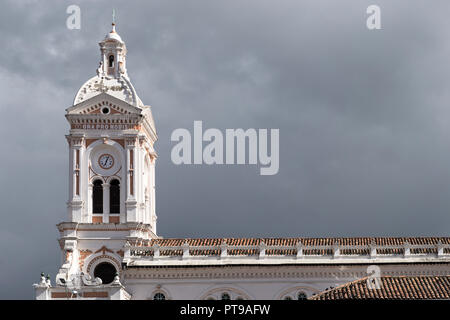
[102,183,110,222]
[66,134,85,222]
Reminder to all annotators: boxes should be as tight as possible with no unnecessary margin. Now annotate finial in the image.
[112,272,121,286]
[111,9,117,33]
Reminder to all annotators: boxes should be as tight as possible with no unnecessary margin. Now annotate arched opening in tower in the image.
[93,179,103,214]
[110,179,120,214]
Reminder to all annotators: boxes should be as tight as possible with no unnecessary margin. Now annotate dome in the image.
[73,24,143,108]
[104,24,123,43]
[74,75,140,107]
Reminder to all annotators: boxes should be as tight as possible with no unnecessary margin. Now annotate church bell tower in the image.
[53,23,158,289]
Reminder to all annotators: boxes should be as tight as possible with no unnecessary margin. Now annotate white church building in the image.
[34,24,450,300]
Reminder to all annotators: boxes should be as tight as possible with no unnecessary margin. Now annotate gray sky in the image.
[1,0,450,299]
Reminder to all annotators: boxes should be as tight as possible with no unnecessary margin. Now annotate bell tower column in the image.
[125,135,138,222]
[87,182,93,223]
[66,134,85,222]
[102,182,110,223]
[150,154,157,234]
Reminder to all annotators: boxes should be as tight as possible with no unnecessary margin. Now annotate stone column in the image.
[145,194,150,225]
[102,183,110,223]
[125,135,138,222]
[72,148,79,198]
[66,134,84,222]
[87,182,93,223]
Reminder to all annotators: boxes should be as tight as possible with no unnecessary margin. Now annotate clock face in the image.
[98,154,114,169]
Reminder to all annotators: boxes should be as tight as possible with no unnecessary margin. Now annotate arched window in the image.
[221,293,231,300]
[108,55,115,68]
[93,180,103,214]
[297,292,307,300]
[153,292,166,300]
[110,179,120,214]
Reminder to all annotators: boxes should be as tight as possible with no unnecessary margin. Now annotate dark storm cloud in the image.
[0,0,450,298]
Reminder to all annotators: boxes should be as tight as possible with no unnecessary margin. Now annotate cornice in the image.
[123,263,450,280]
[57,222,155,234]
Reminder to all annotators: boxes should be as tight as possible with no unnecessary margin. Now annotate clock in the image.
[98,154,114,169]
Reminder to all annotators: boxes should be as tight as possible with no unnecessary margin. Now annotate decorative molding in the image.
[148,287,172,300]
[95,245,115,255]
[86,254,121,275]
[66,135,85,148]
[123,263,450,281]
[125,137,137,148]
[57,221,155,233]
[275,285,321,300]
[198,286,252,300]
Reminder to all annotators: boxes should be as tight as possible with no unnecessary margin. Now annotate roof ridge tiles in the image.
[309,275,450,300]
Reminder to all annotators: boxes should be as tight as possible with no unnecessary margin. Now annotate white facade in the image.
[34,24,450,300]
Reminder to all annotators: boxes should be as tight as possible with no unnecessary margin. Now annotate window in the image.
[221,293,231,300]
[153,292,166,300]
[108,55,114,68]
[93,180,103,214]
[297,292,307,300]
[110,179,120,214]
[93,262,116,284]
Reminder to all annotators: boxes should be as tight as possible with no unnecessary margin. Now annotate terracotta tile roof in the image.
[129,237,450,257]
[309,275,450,300]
